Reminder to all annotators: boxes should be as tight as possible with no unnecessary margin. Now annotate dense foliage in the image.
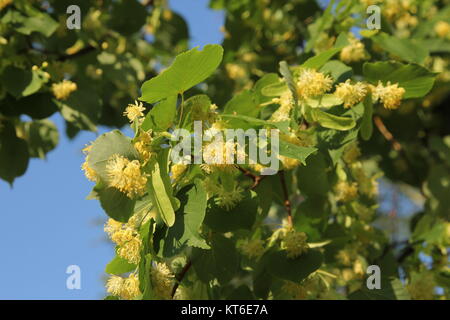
[2,0,450,300]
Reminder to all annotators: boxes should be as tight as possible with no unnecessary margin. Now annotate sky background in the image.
[0,0,224,300]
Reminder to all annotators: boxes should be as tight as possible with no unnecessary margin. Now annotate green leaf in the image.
[360,93,373,141]
[302,47,342,70]
[279,61,298,104]
[311,108,356,131]
[148,160,176,227]
[204,191,258,233]
[2,10,58,37]
[88,130,139,182]
[163,181,209,255]
[297,152,330,196]
[266,250,323,282]
[22,120,59,159]
[0,122,29,184]
[349,278,411,300]
[97,186,136,223]
[363,61,436,99]
[141,95,177,131]
[0,66,44,98]
[371,33,428,64]
[223,90,258,117]
[140,44,224,103]
[108,0,147,36]
[279,140,317,165]
[105,255,136,275]
[192,234,238,284]
[320,60,352,83]
[253,73,280,105]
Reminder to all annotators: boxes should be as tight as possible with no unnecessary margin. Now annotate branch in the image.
[373,116,402,151]
[237,165,266,189]
[278,170,293,226]
[171,259,192,298]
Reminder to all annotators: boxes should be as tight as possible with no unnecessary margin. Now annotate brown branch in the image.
[237,165,266,189]
[278,170,293,226]
[374,116,402,152]
[171,259,192,298]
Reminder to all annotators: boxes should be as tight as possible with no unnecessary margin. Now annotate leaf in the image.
[148,161,176,227]
[302,47,342,70]
[88,130,139,182]
[204,191,258,233]
[22,119,59,159]
[297,152,330,196]
[105,255,136,275]
[0,66,44,98]
[320,60,352,83]
[223,90,258,117]
[363,61,436,99]
[108,0,147,36]
[360,93,373,141]
[253,73,280,104]
[163,182,209,255]
[371,33,428,64]
[279,61,298,103]
[311,108,356,131]
[2,10,58,37]
[220,114,290,134]
[97,186,136,223]
[192,234,238,284]
[349,278,411,300]
[279,140,317,165]
[0,122,29,184]
[141,95,177,131]
[140,44,224,103]
[266,250,323,282]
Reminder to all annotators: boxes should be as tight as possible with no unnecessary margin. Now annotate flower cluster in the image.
[296,69,333,100]
[106,154,147,198]
[370,81,405,110]
[340,36,368,64]
[151,262,175,300]
[239,239,265,260]
[334,80,367,108]
[282,229,309,259]
[124,100,146,122]
[104,217,142,264]
[51,79,77,100]
[106,274,141,300]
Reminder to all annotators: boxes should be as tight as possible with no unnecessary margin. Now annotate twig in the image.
[278,170,293,226]
[237,165,265,189]
[171,259,192,298]
[374,116,402,151]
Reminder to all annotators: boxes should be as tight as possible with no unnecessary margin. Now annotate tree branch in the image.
[237,165,266,189]
[171,259,192,298]
[278,170,293,226]
[374,116,402,152]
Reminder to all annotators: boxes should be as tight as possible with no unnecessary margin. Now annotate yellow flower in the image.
[117,236,141,264]
[370,81,405,110]
[81,142,98,182]
[201,140,244,173]
[340,37,368,64]
[106,274,141,300]
[124,100,146,122]
[239,239,265,260]
[51,80,77,100]
[270,91,293,122]
[335,181,358,202]
[342,142,361,164]
[171,164,188,181]
[282,229,309,259]
[134,131,154,164]
[334,80,367,108]
[215,185,244,211]
[0,0,12,11]
[435,21,450,39]
[282,281,308,300]
[296,69,333,100]
[152,262,175,300]
[106,154,147,198]
[225,63,246,79]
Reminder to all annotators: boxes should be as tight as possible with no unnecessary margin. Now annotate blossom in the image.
[340,37,368,64]
[51,80,77,100]
[296,69,333,100]
[151,262,175,300]
[106,274,141,300]
[270,91,293,122]
[435,21,450,39]
[171,164,188,181]
[342,142,361,164]
[282,229,309,259]
[215,185,244,211]
[123,100,145,122]
[117,236,141,264]
[335,181,358,202]
[282,281,308,300]
[334,80,367,108]
[106,154,147,198]
[134,131,154,164]
[239,239,265,260]
[370,81,405,110]
[201,139,245,173]
[81,142,98,182]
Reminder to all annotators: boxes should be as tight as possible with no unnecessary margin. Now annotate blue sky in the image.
[0,0,224,300]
